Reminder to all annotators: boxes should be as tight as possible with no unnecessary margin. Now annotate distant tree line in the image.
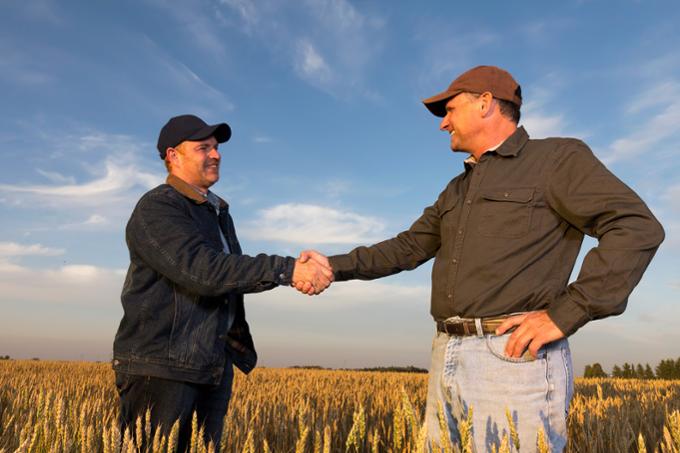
[0,355,10,360]
[583,357,680,379]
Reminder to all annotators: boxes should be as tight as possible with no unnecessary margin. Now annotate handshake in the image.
[291,250,333,295]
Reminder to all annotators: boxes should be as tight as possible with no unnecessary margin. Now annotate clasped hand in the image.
[291,250,333,295]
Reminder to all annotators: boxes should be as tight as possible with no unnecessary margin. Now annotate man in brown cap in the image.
[300,65,664,451]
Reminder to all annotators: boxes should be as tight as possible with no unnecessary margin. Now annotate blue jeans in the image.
[116,360,234,452]
[424,331,573,452]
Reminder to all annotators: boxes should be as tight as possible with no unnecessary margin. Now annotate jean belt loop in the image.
[474,318,484,337]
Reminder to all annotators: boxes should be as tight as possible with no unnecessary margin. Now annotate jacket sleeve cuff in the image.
[276,257,297,286]
[547,295,591,337]
[328,254,354,282]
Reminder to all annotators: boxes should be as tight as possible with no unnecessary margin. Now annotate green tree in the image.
[635,364,645,379]
[589,363,607,378]
[583,364,593,377]
[622,363,633,379]
[656,359,675,379]
[612,365,623,378]
[644,364,655,379]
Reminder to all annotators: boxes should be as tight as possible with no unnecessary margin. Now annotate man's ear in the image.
[166,147,178,162]
[479,92,495,118]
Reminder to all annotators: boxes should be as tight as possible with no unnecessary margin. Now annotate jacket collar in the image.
[494,125,529,157]
[166,174,228,209]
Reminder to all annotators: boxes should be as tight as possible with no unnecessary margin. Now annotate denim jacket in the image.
[113,175,296,385]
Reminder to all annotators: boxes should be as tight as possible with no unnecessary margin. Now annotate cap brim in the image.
[422,89,462,117]
[187,123,232,143]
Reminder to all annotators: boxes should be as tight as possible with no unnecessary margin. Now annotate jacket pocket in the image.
[479,188,534,238]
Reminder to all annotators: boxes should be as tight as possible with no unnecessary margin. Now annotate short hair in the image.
[464,92,521,124]
[497,98,521,124]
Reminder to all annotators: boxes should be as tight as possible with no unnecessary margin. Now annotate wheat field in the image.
[1,360,679,452]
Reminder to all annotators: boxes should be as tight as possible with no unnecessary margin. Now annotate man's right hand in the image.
[292,250,333,295]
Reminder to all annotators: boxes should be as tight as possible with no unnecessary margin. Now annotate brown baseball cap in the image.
[422,65,522,117]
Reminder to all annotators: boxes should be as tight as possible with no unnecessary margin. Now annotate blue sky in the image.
[1,0,678,375]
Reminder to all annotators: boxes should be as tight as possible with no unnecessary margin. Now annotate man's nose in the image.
[439,116,449,131]
[208,148,221,159]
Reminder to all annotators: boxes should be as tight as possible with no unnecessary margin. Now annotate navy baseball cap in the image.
[157,114,231,159]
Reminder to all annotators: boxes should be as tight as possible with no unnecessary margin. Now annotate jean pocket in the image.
[484,334,545,363]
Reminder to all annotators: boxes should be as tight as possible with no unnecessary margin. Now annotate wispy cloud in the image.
[602,86,680,165]
[0,39,55,86]
[251,279,429,310]
[242,203,385,244]
[0,241,65,273]
[58,214,110,231]
[0,158,160,204]
[295,39,333,88]
[0,242,64,258]
[253,136,273,144]
[0,261,125,306]
[416,30,499,92]
[518,77,572,139]
[144,0,228,57]
[219,0,385,97]
[36,169,76,185]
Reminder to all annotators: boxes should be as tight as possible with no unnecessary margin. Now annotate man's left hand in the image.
[495,310,565,359]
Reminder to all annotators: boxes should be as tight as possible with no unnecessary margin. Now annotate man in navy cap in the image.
[113,114,332,451]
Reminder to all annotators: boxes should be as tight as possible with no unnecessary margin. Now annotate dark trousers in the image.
[115,363,234,452]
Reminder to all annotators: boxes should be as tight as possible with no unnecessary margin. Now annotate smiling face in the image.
[439,93,485,153]
[167,136,221,192]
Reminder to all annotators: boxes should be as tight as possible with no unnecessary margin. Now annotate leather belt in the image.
[436,317,511,337]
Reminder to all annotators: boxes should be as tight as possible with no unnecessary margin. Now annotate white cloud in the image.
[36,169,76,185]
[253,136,273,144]
[242,203,385,244]
[219,0,260,29]
[251,279,429,310]
[144,0,228,57]
[0,156,161,206]
[0,241,65,275]
[219,0,385,97]
[518,82,569,138]
[604,102,680,165]
[58,214,110,231]
[295,39,333,86]
[0,262,125,307]
[520,109,566,139]
[0,242,64,258]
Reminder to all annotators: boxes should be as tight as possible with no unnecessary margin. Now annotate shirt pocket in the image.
[479,188,534,238]
[438,195,459,227]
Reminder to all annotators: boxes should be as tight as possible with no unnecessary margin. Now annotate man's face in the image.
[439,93,482,153]
[171,136,221,191]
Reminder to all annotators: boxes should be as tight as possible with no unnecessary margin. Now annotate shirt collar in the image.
[166,174,228,209]
[464,126,529,170]
[494,126,529,157]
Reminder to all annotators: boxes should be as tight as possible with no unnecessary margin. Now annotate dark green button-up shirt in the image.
[328,127,664,336]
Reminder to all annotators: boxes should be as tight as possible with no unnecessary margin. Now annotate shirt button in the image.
[447,294,453,299]
[451,258,458,264]
[504,192,509,198]
[458,229,463,234]
[466,199,472,204]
